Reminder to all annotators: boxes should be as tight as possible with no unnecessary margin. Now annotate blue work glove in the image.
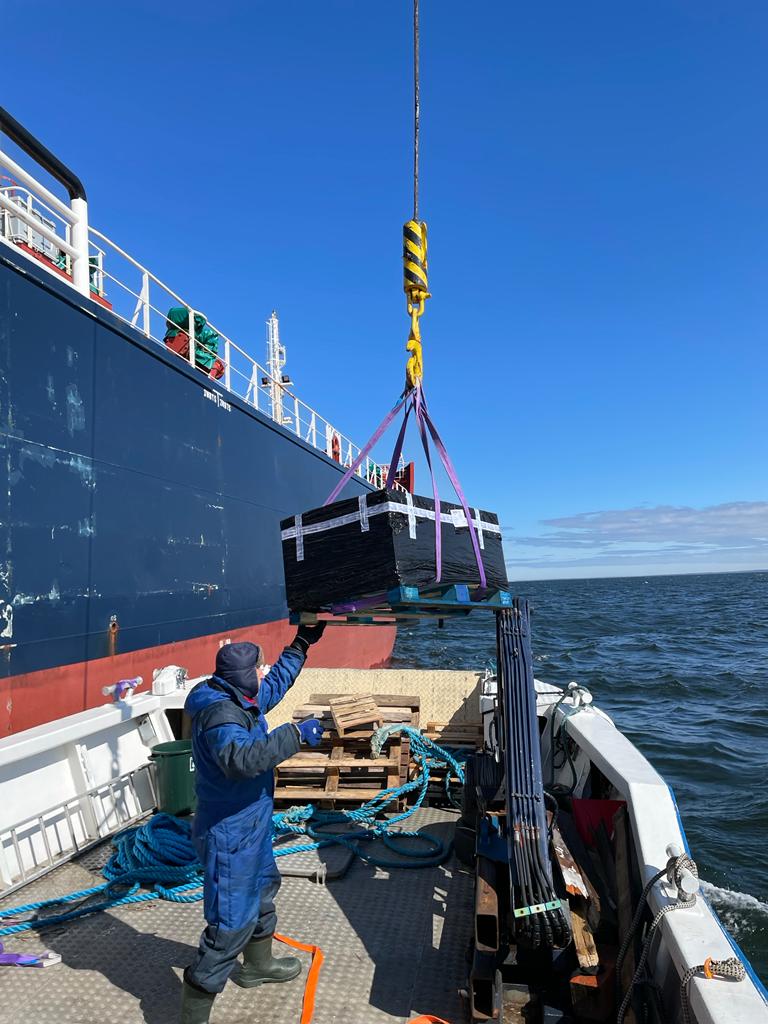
[297,718,324,747]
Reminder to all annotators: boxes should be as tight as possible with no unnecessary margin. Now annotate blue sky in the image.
[4,1,767,579]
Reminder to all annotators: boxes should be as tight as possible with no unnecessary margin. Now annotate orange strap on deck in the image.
[408,1017,453,1023]
[274,932,325,1024]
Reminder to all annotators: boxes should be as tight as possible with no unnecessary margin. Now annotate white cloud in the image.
[505,501,768,579]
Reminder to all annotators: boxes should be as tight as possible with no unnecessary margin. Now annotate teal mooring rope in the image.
[0,725,464,937]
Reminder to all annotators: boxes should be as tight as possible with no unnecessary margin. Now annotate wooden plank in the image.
[274,787,397,802]
[312,728,391,742]
[426,724,481,731]
[324,743,344,795]
[295,703,412,718]
[309,693,420,711]
[279,755,398,770]
[385,735,402,790]
[292,706,414,726]
[556,810,605,931]
[570,897,600,974]
[613,805,637,1024]
[550,821,589,898]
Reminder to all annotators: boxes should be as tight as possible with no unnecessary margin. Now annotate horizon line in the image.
[506,566,768,584]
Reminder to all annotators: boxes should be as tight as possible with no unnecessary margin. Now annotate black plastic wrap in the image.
[280,488,508,611]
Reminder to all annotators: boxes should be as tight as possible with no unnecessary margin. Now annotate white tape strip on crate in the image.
[282,500,500,554]
[358,494,370,532]
[475,507,485,549]
[404,491,417,539]
[294,514,304,561]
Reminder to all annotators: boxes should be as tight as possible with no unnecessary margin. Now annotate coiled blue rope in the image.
[0,725,464,937]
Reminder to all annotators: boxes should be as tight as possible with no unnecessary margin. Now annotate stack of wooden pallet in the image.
[424,721,483,751]
[273,693,420,809]
[420,721,481,804]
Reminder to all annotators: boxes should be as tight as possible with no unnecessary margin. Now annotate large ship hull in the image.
[0,248,394,735]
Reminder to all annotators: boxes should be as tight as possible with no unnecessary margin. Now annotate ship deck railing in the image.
[0,135,402,491]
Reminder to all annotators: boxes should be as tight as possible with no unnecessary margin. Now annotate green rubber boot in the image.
[180,980,216,1023]
[232,935,302,988]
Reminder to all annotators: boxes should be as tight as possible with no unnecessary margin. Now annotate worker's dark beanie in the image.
[215,641,264,697]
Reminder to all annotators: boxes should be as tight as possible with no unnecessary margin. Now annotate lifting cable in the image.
[324,0,487,590]
[403,0,429,396]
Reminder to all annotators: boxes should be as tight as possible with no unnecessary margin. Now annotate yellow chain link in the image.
[402,219,430,391]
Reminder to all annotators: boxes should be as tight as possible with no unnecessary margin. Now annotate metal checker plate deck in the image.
[0,808,471,1024]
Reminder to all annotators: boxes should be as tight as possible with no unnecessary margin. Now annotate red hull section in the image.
[0,621,395,736]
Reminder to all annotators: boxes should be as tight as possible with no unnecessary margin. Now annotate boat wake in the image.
[700,880,768,916]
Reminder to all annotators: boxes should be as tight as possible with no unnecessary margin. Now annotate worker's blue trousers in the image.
[184,864,280,993]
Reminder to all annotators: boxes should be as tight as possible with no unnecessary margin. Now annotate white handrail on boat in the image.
[0,149,404,490]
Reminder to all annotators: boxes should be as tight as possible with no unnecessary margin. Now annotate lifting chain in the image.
[403,218,430,392]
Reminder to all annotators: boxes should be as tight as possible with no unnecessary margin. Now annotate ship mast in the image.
[265,310,291,425]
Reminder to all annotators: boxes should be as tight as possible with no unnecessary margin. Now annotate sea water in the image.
[392,569,768,982]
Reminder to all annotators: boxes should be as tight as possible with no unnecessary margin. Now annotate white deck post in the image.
[141,272,150,336]
[70,197,90,298]
[187,309,196,368]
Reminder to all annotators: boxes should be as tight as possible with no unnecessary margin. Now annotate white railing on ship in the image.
[0,149,89,295]
[0,156,402,490]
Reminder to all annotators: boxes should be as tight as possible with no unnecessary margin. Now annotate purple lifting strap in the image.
[322,384,486,588]
[384,402,412,490]
[0,941,43,966]
[323,395,406,506]
[413,386,442,582]
[420,399,487,589]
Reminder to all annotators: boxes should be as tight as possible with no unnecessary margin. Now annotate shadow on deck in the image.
[0,808,472,1024]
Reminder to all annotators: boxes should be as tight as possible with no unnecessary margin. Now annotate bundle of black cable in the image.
[497,602,571,950]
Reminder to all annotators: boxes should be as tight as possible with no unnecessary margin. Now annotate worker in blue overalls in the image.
[180,625,326,1023]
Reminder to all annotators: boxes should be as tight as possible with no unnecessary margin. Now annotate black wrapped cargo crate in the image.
[280,488,508,612]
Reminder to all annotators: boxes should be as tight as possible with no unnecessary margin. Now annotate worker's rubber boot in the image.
[233,935,302,988]
[180,979,216,1023]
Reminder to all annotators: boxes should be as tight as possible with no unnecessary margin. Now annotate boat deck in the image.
[0,808,471,1024]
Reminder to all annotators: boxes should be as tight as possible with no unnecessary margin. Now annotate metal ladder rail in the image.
[0,764,157,900]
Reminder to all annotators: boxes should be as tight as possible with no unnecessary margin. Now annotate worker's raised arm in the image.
[257,623,326,714]
[201,710,300,779]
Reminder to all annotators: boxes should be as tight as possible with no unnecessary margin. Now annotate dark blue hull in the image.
[0,248,394,733]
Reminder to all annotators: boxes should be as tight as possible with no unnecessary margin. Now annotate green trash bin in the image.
[150,740,197,816]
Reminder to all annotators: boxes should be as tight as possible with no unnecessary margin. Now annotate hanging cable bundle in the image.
[497,602,570,949]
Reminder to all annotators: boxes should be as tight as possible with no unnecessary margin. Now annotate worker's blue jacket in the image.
[184,647,304,932]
